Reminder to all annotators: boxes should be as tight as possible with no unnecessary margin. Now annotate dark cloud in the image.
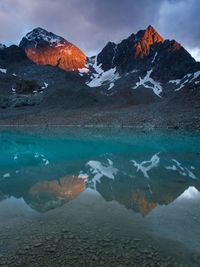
[158,0,200,47]
[0,0,199,60]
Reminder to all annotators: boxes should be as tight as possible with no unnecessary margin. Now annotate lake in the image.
[0,127,200,267]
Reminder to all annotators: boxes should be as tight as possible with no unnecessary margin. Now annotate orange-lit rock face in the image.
[25,44,86,71]
[19,27,87,72]
[134,25,164,59]
[28,175,86,211]
[29,175,86,200]
[131,190,157,215]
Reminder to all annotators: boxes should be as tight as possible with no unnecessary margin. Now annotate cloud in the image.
[188,48,200,62]
[158,0,200,47]
[0,0,199,60]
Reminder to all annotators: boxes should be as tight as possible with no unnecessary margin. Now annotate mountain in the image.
[0,43,6,50]
[28,175,86,212]
[87,25,200,96]
[96,25,164,72]
[0,25,199,128]
[19,27,87,71]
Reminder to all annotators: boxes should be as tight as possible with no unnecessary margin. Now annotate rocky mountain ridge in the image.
[0,25,199,128]
[86,25,200,97]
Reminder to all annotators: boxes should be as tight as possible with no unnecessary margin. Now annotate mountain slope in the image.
[0,25,199,128]
[87,25,200,97]
[96,25,164,72]
[19,27,87,71]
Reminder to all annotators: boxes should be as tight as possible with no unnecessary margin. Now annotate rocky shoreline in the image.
[0,103,199,130]
[1,191,199,267]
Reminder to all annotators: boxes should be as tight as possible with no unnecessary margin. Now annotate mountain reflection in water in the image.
[0,128,199,215]
[1,154,199,214]
[28,175,87,212]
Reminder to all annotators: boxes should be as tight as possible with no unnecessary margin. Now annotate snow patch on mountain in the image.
[108,82,115,90]
[87,57,120,88]
[131,153,160,179]
[87,67,120,88]
[12,88,16,94]
[0,68,7,74]
[86,159,118,189]
[41,82,48,89]
[79,67,89,76]
[152,52,158,63]
[175,73,192,91]
[165,159,198,179]
[133,70,162,97]
[168,71,200,91]
[90,56,104,75]
[191,70,200,82]
[168,79,181,85]
[23,27,67,48]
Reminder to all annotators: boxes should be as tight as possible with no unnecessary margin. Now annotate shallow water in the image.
[0,128,200,267]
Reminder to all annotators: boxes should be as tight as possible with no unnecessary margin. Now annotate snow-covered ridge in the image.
[87,56,120,88]
[168,71,200,91]
[165,159,198,179]
[133,70,162,97]
[24,27,68,47]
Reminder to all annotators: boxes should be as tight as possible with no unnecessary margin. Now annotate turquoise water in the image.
[0,128,200,266]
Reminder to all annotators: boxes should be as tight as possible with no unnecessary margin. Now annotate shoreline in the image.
[0,124,199,133]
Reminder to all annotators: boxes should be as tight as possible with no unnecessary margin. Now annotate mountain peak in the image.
[146,25,157,33]
[134,25,164,59]
[19,27,87,71]
[19,27,68,49]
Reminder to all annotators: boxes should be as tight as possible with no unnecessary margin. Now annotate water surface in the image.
[0,128,200,267]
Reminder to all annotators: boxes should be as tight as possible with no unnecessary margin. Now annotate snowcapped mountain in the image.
[19,27,68,48]
[17,25,200,97]
[86,25,200,97]
[0,25,200,128]
[19,27,87,71]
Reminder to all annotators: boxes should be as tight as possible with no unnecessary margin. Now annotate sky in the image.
[0,0,200,61]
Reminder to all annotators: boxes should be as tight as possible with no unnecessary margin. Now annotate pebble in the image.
[102,238,111,243]
[92,255,98,261]
[16,250,26,255]
[34,242,42,247]
[45,247,56,253]
[62,228,69,233]
[134,238,141,242]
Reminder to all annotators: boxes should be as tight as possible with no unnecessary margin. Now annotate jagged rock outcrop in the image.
[96,25,164,73]
[19,27,87,71]
[95,25,199,81]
